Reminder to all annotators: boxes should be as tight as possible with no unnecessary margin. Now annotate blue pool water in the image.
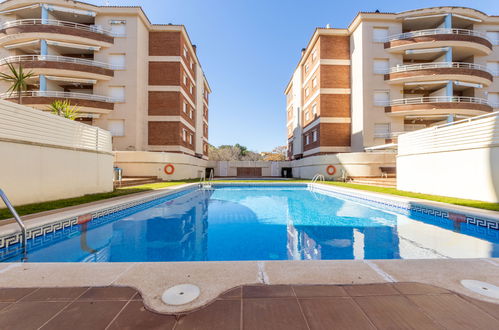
[2,185,498,262]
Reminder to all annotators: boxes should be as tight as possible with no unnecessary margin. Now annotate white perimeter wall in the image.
[115,151,208,181]
[397,112,499,203]
[0,100,113,206]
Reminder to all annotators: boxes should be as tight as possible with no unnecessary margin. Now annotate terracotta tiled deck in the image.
[0,283,498,329]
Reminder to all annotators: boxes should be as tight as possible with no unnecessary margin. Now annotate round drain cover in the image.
[162,284,200,305]
[461,280,499,299]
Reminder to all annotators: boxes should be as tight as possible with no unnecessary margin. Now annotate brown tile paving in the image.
[20,287,89,301]
[0,288,37,302]
[242,284,294,298]
[292,284,348,297]
[106,300,176,330]
[343,283,400,296]
[243,298,309,330]
[408,294,499,330]
[176,299,241,330]
[0,283,497,329]
[42,300,128,330]
[78,286,137,301]
[354,295,443,329]
[219,286,242,299]
[0,301,69,330]
[299,297,376,330]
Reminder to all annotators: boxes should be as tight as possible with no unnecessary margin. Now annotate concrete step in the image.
[115,177,160,187]
[349,177,397,188]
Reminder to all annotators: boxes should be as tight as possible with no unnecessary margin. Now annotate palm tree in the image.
[0,63,35,104]
[49,99,81,120]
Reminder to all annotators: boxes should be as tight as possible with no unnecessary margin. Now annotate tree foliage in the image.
[0,63,35,104]
[209,144,263,161]
[49,99,81,120]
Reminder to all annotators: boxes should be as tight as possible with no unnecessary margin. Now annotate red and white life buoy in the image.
[164,164,175,175]
[326,165,336,176]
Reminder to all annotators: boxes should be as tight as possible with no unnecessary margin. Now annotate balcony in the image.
[385,62,493,86]
[0,91,122,114]
[384,29,492,56]
[385,96,492,117]
[0,55,123,80]
[0,19,116,47]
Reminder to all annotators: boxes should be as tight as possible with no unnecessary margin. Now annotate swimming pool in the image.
[1,184,498,262]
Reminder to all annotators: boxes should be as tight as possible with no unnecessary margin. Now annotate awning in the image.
[45,75,97,84]
[4,40,39,50]
[43,4,96,17]
[46,40,100,51]
[0,4,40,15]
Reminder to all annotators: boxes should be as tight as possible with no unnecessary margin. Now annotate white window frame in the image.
[305,111,310,121]
[183,74,188,85]
[305,88,309,97]
[305,64,309,73]
[312,77,317,88]
[182,129,187,142]
[312,130,317,142]
[312,49,317,61]
[189,134,193,144]
[312,103,317,115]
[374,123,391,138]
[184,46,188,57]
[189,109,193,119]
[305,135,310,145]
[190,84,193,94]
[183,102,187,113]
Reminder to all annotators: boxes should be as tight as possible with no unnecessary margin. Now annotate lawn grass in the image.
[1,178,497,221]
[322,181,499,212]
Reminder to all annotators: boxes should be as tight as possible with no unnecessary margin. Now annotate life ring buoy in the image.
[326,165,336,176]
[164,164,175,175]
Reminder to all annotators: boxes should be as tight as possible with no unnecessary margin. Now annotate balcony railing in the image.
[388,62,493,74]
[0,19,120,37]
[384,28,491,43]
[389,96,490,106]
[0,91,123,103]
[0,55,124,70]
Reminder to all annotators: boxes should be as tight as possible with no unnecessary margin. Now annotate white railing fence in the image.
[0,91,123,103]
[0,55,124,70]
[389,96,490,106]
[389,62,493,74]
[398,111,499,156]
[0,99,112,152]
[385,28,491,43]
[0,19,122,37]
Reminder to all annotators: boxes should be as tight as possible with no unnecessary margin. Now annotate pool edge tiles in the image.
[312,184,499,231]
[0,183,199,250]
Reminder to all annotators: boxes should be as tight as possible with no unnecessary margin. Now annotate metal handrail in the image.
[385,28,491,43]
[0,19,118,37]
[0,189,27,251]
[200,169,214,189]
[0,91,123,103]
[389,96,490,106]
[311,174,325,184]
[0,55,124,70]
[389,62,493,74]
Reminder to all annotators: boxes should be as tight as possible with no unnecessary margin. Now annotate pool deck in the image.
[0,182,499,322]
[0,283,498,329]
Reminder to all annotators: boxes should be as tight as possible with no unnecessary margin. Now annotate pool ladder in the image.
[0,189,27,261]
[311,174,325,185]
[310,174,326,201]
[200,169,214,189]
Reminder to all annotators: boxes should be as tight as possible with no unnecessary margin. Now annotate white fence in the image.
[0,100,113,205]
[0,99,112,152]
[397,111,499,202]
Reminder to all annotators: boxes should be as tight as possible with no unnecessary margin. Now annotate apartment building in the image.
[286,7,499,159]
[0,0,211,159]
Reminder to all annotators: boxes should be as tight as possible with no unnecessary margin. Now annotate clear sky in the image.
[89,0,497,152]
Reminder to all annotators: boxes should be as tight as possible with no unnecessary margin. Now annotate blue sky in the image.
[90,0,497,152]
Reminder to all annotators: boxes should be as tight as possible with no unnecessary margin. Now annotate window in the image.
[373,91,390,106]
[312,103,317,115]
[373,27,388,42]
[107,120,124,136]
[488,92,499,108]
[183,102,187,113]
[189,134,193,144]
[184,46,188,57]
[373,59,389,74]
[374,123,390,138]
[305,88,309,97]
[182,129,186,142]
[183,74,188,85]
[109,86,125,102]
[305,111,310,121]
[109,20,126,36]
[190,59,194,69]
[486,31,499,45]
[486,61,499,76]
[312,77,317,88]
[305,64,309,73]
[190,84,193,94]
[305,134,310,145]
[312,130,317,142]
[189,109,193,119]
[312,49,317,61]
[109,54,125,69]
